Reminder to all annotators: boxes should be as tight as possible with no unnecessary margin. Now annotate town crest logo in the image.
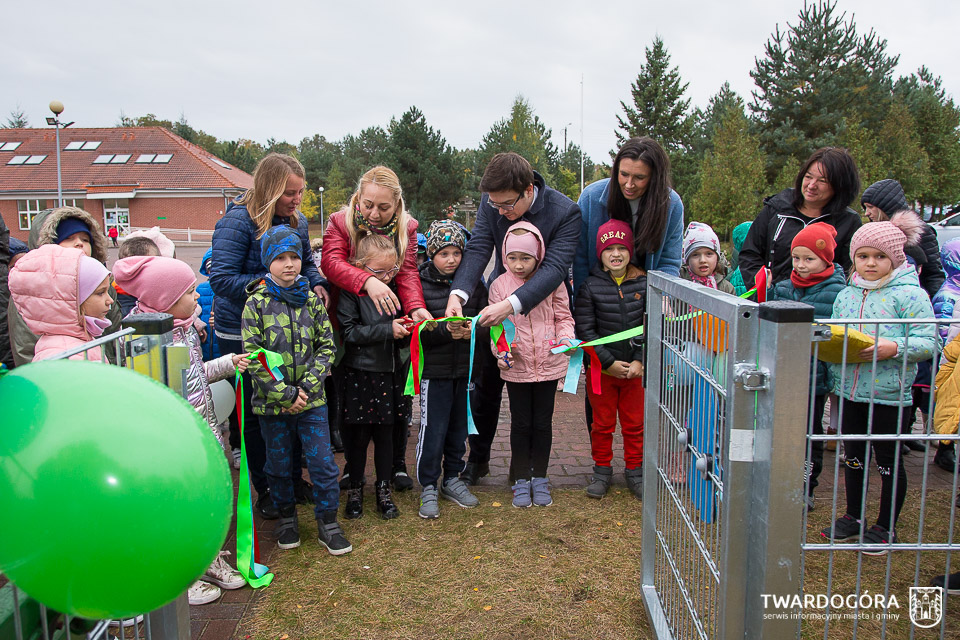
[909,587,942,628]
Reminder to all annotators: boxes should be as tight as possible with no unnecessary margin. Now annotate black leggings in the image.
[842,401,907,531]
[506,380,559,480]
[345,423,393,485]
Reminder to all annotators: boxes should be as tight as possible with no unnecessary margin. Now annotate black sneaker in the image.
[821,514,863,541]
[376,481,400,519]
[861,524,896,556]
[317,511,352,556]
[276,507,300,550]
[931,571,960,595]
[460,461,490,486]
[392,468,413,492]
[344,485,363,520]
[256,490,279,520]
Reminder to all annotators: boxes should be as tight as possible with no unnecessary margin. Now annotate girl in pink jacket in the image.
[488,221,576,508]
[8,244,113,362]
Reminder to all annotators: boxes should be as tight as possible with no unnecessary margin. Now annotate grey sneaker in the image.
[531,477,553,506]
[585,465,613,499]
[512,479,532,508]
[441,477,480,508]
[419,485,440,519]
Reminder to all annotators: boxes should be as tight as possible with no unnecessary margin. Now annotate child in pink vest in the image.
[488,221,575,509]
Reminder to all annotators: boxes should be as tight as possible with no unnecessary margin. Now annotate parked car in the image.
[931,208,960,247]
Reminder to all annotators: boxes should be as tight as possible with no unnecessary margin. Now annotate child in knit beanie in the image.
[770,222,846,511]
[823,210,937,551]
[680,221,735,294]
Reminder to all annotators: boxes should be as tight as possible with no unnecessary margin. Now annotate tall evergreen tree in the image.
[385,106,461,222]
[876,99,930,201]
[339,126,390,189]
[691,106,768,237]
[615,36,692,154]
[835,116,885,200]
[750,0,898,180]
[4,104,29,128]
[479,96,558,183]
[894,67,960,214]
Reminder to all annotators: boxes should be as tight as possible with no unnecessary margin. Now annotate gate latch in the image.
[734,363,769,391]
[812,323,833,342]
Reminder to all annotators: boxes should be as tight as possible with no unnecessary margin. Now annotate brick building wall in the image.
[1,194,229,243]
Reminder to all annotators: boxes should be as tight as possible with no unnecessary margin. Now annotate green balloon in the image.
[0,361,233,619]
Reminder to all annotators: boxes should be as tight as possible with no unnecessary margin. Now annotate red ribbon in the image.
[584,346,602,395]
[409,320,427,395]
[755,269,767,303]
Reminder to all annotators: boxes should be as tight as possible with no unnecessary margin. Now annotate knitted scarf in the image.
[265,273,309,307]
[790,263,835,289]
[354,207,399,239]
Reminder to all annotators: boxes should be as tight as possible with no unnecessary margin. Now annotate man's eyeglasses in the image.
[365,264,400,278]
[486,193,524,212]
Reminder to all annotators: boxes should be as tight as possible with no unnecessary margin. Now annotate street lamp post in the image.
[318,186,325,234]
[45,101,73,208]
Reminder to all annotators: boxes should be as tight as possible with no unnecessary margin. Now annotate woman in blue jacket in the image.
[573,137,684,294]
[209,152,327,518]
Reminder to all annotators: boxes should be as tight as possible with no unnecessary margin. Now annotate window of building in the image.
[110,154,131,164]
[24,155,47,165]
[82,141,101,150]
[103,198,131,237]
[7,155,28,165]
[17,199,48,230]
[153,154,173,163]
[210,157,232,170]
[64,141,85,150]
[1,142,22,151]
[93,154,113,164]
[136,154,156,163]
[63,198,86,210]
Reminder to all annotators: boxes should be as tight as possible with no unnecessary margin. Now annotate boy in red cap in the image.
[770,222,846,511]
[574,219,647,500]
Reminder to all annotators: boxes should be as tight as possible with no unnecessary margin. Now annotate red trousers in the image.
[587,374,644,468]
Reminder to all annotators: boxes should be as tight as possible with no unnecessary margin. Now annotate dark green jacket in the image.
[771,264,846,395]
[241,280,335,415]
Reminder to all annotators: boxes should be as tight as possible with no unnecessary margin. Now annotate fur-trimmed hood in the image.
[30,207,108,264]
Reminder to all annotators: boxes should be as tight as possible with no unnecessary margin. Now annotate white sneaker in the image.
[108,615,144,628]
[232,448,242,470]
[203,550,245,590]
[187,580,221,605]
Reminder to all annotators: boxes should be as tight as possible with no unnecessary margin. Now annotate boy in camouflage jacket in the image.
[241,226,350,556]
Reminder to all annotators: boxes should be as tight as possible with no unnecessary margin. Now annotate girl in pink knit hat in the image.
[822,211,938,555]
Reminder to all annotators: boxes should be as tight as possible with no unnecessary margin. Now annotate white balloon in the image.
[209,380,236,425]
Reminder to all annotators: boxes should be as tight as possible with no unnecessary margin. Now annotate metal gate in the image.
[641,271,960,639]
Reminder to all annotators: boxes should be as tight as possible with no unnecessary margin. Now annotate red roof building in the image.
[0,127,253,242]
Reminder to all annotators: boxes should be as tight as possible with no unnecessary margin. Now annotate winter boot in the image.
[317,510,352,555]
[460,461,490,486]
[376,480,400,519]
[625,467,644,500]
[585,465,613,499]
[276,505,301,549]
[344,484,363,520]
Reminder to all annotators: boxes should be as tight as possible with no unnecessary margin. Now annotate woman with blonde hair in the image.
[210,152,327,518]
[322,165,429,492]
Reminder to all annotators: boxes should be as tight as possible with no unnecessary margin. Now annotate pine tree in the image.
[876,99,930,201]
[894,67,960,214]
[479,96,558,183]
[692,106,768,237]
[615,36,692,154]
[385,106,461,222]
[835,116,885,201]
[4,104,29,128]
[750,0,898,181]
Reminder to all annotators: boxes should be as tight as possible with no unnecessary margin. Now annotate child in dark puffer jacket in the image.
[574,220,647,501]
[770,222,846,511]
[414,220,486,519]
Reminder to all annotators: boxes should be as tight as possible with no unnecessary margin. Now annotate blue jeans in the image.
[416,378,469,488]
[260,405,339,519]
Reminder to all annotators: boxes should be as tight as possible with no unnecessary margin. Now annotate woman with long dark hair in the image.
[573,137,685,293]
[739,147,862,287]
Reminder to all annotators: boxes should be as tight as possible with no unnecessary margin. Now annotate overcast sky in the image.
[5,0,957,168]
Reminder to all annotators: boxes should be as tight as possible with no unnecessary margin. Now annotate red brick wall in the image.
[1,195,226,243]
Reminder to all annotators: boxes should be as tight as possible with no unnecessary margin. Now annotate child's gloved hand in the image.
[392,319,411,339]
[604,360,630,379]
[233,353,250,373]
[627,360,644,379]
